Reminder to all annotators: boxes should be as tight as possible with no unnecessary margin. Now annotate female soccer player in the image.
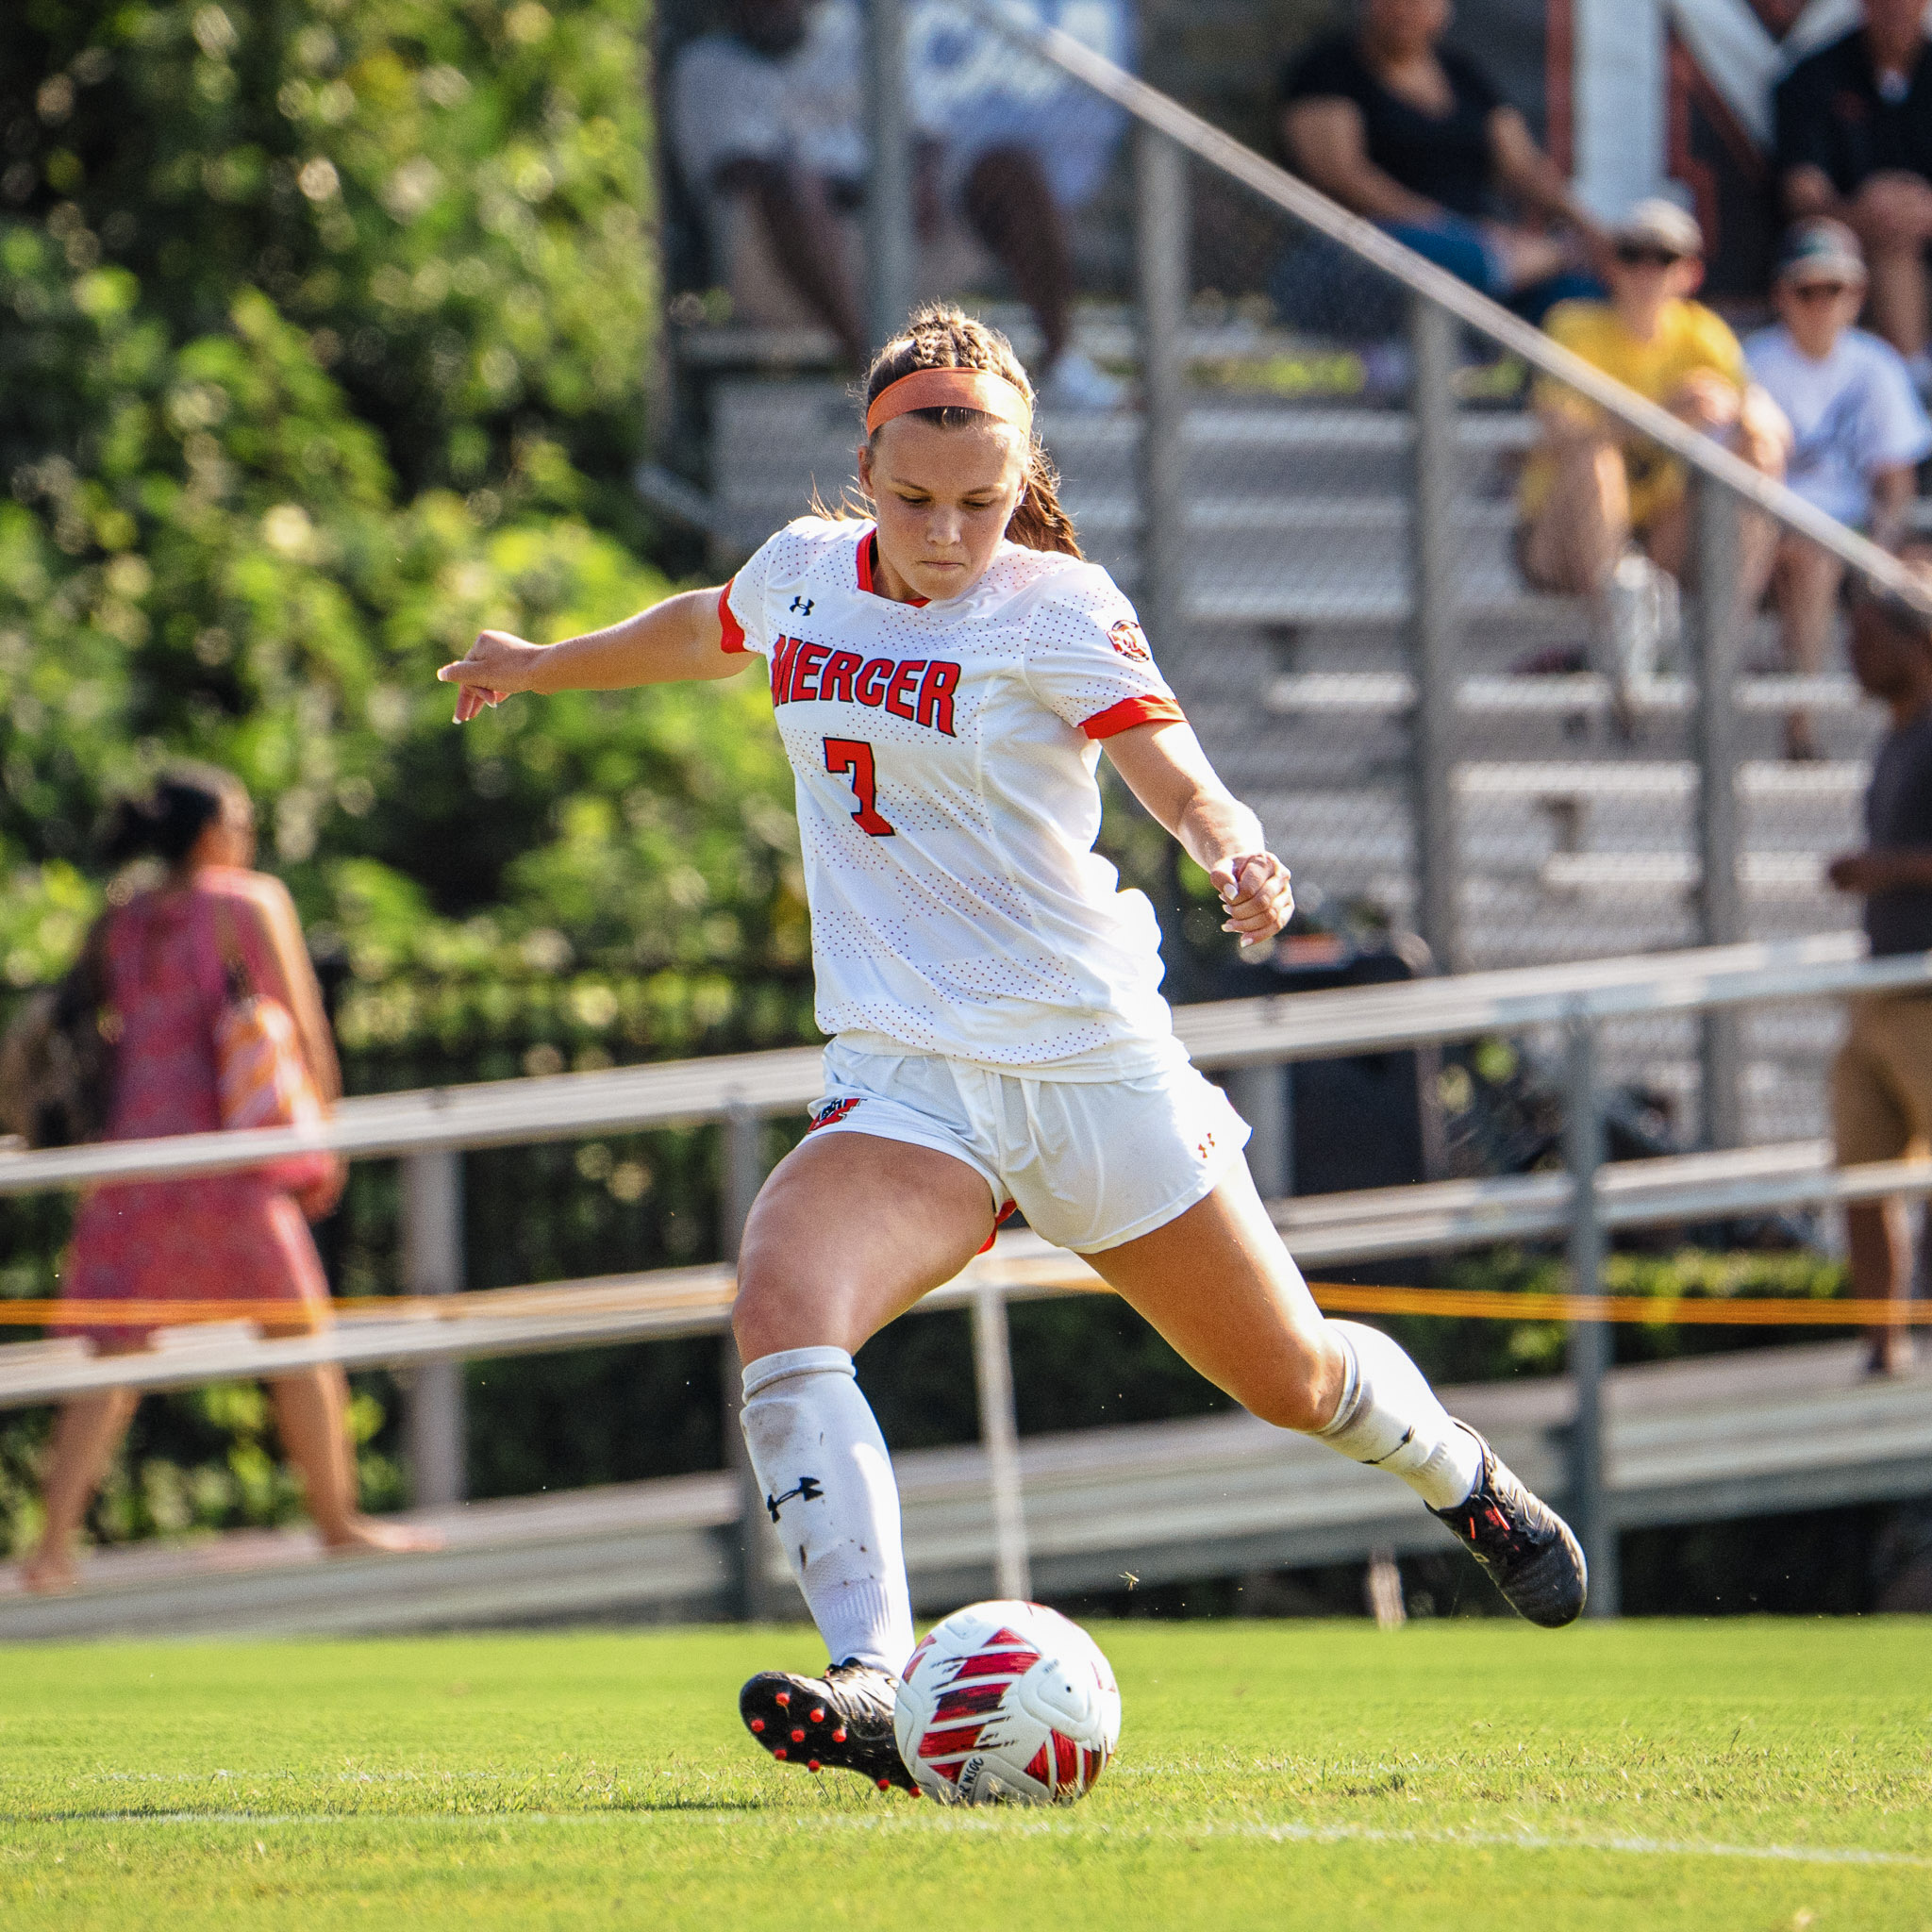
[440,307,1586,1792]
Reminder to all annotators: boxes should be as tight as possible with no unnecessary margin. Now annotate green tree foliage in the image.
[2,0,653,506]
[0,0,805,1005]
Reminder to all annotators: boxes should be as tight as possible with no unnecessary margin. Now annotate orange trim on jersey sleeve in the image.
[1079,694,1187,740]
[717,579,749,654]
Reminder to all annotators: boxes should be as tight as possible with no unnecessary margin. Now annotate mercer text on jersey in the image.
[770,634,961,737]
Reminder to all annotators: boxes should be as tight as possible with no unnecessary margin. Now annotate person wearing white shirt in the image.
[1775,0,1932,372]
[671,0,906,368]
[1746,219,1932,758]
[669,0,1125,403]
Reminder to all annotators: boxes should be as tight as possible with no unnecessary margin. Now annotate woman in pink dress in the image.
[22,766,438,1591]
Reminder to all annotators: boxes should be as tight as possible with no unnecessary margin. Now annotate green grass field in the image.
[3,1621,1928,1930]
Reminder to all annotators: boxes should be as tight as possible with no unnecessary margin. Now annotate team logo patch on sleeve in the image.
[807,1096,864,1133]
[1108,618,1150,660]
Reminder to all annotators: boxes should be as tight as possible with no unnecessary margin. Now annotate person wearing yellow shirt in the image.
[1518,199,1790,716]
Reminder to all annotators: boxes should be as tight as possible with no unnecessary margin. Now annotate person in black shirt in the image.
[1827,554,1932,1375]
[1775,0,1932,371]
[1273,0,1605,335]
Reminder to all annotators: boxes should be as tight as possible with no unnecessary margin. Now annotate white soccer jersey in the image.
[722,517,1189,1073]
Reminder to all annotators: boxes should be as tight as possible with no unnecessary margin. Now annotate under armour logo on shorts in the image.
[766,1476,823,1522]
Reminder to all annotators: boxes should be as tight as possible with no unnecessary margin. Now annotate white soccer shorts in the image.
[804,1040,1252,1254]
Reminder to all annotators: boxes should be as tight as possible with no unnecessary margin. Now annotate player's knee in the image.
[1246,1357,1338,1436]
[732,1235,842,1360]
[730,1266,799,1361]
[1254,1384,1329,1435]
[1242,1325,1349,1434]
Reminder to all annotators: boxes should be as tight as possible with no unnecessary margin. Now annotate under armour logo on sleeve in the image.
[766,1475,824,1521]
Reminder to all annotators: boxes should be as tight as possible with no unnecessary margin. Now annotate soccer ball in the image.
[893,1600,1121,1805]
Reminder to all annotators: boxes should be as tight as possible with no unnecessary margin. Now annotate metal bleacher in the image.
[708,368,1549,623]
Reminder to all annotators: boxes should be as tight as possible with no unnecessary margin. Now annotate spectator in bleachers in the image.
[669,0,1121,405]
[1775,0,1932,382]
[1274,0,1604,337]
[1827,552,1932,1376]
[1746,220,1932,759]
[670,0,876,367]
[1516,199,1789,706]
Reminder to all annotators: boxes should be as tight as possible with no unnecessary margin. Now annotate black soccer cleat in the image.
[740,1659,920,1794]
[1431,1426,1588,1628]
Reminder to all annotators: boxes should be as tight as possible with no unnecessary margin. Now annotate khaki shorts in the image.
[1831,992,1932,1166]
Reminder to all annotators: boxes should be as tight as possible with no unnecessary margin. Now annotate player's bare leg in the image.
[732,1132,994,1790]
[734,1132,993,1361]
[1077,1165,1343,1429]
[1087,1162,1587,1625]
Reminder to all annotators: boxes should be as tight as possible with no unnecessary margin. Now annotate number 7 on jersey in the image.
[824,737,895,836]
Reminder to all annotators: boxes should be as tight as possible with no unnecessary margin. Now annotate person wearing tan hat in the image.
[1517,198,1790,715]
[1776,0,1932,374]
[1747,220,1932,758]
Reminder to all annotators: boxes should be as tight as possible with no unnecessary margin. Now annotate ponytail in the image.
[1008,441,1083,558]
[101,764,248,869]
[861,304,1084,559]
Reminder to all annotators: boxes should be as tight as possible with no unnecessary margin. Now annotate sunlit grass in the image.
[2,1620,1927,1928]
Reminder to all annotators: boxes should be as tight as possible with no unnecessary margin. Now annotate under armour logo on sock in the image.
[766,1475,824,1522]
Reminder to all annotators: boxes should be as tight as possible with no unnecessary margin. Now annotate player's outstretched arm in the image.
[1103,721,1293,943]
[437,587,742,723]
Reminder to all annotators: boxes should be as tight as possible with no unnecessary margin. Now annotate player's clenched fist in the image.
[438,629,544,723]
[1211,852,1293,941]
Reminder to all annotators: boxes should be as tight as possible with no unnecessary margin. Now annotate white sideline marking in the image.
[858,1815,1932,1870]
[1174,1820,1932,1870]
[17,1810,1931,1871]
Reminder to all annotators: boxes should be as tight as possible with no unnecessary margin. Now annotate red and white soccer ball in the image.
[893,1600,1121,1806]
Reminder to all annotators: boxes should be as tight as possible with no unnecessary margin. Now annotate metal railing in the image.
[6,933,1931,1618]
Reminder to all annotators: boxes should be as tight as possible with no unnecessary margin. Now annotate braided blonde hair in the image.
[859,305,1083,558]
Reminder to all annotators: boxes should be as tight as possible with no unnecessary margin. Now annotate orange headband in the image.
[864,367,1034,438]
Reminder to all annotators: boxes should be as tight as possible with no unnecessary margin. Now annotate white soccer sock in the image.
[1314,1320,1484,1511]
[740,1345,915,1675]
